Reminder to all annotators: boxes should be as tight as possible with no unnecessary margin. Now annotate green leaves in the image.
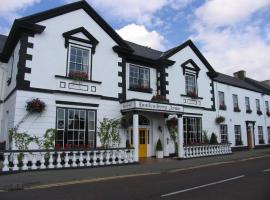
[98,118,121,148]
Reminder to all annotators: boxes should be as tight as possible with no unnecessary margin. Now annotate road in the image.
[1,156,270,200]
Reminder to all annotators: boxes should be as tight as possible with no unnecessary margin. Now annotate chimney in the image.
[233,70,246,79]
[261,80,270,86]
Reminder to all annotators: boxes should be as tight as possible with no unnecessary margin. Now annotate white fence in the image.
[1,148,135,172]
[183,143,232,158]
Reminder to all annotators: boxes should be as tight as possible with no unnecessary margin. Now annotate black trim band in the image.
[56,100,99,107]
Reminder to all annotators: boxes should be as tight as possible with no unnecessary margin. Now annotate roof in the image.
[125,41,163,60]
[214,73,270,94]
[0,34,7,53]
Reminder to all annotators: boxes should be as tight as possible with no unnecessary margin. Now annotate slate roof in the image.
[125,41,163,60]
[0,34,7,53]
[214,72,270,94]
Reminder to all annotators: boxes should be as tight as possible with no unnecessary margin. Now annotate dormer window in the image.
[68,46,90,78]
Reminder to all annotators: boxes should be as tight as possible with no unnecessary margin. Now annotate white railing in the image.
[0,148,135,172]
[183,143,232,159]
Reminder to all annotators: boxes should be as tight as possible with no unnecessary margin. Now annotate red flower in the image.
[69,71,88,81]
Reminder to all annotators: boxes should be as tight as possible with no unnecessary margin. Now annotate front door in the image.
[139,129,147,157]
[247,126,253,149]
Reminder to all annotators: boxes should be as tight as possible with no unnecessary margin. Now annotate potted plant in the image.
[257,110,263,115]
[215,116,225,124]
[267,111,270,117]
[210,133,218,144]
[156,139,163,158]
[69,71,88,81]
[26,98,46,113]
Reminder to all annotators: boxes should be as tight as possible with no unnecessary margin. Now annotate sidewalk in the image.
[0,148,270,191]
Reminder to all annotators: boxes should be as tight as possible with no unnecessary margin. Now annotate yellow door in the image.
[247,127,253,149]
[139,129,147,157]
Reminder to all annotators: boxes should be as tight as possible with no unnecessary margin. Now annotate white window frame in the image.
[232,94,239,109]
[67,43,91,79]
[218,91,225,106]
[258,126,264,144]
[234,125,242,146]
[185,72,197,94]
[220,124,228,143]
[129,64,150,88]
[256,99,261,111]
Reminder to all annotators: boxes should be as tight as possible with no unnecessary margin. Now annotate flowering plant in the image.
[267,111,270,117]
[246,109,252,114]
[187,91,197,98]
[129,85,152,93]
[26,98,46,113]
[219,104,226,110]
[215,116,225,124]
[69,71,88,81]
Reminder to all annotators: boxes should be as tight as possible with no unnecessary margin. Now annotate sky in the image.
[0,0,270,80]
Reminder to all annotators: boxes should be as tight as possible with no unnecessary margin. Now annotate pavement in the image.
[0,149,270,192]
[0,149,270,200]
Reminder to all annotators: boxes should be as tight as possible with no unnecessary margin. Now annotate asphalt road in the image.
[1,156,270,200]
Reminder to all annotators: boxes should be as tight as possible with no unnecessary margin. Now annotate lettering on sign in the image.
[122,100,183,112]
[183,98,201,105]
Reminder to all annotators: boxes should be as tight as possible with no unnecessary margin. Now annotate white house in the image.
[0,1,269,161]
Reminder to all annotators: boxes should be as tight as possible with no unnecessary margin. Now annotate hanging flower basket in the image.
[69,71,88,81]
[215,116,225,124]
[166,117,177,130]
[26,98,46,113]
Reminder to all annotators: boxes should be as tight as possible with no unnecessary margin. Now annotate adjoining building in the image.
[0,1,269,160]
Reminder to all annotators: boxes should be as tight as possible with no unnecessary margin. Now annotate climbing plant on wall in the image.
[166,117,178,155]
[98,118,121,148]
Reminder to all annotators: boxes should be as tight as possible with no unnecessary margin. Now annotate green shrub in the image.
[156,139,163,151]
[126,139,131,148]
[210,133,218,144]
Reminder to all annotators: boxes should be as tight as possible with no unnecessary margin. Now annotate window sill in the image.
[55,75,102,84]
[181,94,203,100]
[128,88,153,94]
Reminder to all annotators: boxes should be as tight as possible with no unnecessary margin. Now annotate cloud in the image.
[0,0,40,34]
[191,0,270,80]
[116,23,166,50]
[80,0,193,26]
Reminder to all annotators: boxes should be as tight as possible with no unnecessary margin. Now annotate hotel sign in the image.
[121,100,183,113]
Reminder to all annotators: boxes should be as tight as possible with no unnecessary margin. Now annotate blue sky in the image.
[0,0,270,80]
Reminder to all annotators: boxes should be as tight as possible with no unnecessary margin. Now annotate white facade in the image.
[0,1,269,157]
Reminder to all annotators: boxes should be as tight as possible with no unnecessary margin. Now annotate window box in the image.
[186,91,198,98]
[69,71,88,81]
[234,107,241,112]
[266,111,270,117]
[129,85,152,93]
[151,95,169,103]
[257,110,263,115]
[219,104,227,110]
[246,109,252,114]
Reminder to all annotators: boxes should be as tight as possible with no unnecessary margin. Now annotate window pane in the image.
[69,46,89,75]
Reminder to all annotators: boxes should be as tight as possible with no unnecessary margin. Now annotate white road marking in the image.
[161,175,245,198]
[263,169,270,172]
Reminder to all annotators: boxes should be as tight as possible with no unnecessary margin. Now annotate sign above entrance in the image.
[121,100,183,113]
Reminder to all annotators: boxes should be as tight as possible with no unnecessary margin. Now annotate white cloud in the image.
[0,0,40,34]
[195,0,270,27]
[191,0,270,80]
[80,0,192,26]
[116,23,166,50]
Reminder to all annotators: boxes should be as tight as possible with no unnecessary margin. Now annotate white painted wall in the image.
[26,9,121,98]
